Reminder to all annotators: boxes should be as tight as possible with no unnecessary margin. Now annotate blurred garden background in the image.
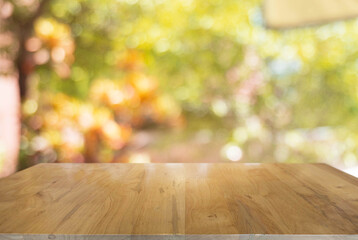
[1,0,358,177]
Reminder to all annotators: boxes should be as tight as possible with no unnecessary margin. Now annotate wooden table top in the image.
[0,163,358,240]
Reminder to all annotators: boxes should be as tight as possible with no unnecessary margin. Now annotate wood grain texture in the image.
[264,0,358,29]
[0,234,357,240]
[0,163,358,239]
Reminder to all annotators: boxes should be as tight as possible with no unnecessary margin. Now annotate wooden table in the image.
[0,163,358,240]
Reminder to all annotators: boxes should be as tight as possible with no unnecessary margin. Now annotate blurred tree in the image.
[0,0,54,176]
[2,0,51,98]
[1,0,358,175]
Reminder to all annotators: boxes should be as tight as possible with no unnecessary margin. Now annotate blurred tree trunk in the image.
[15,0,50,99]
[0,0,50,177]
[0,77,20,177]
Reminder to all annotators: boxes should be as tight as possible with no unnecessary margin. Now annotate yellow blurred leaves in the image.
[129,72,157,98]
[22,45,182,163]
[35,18,71,47]
[33,18,75,77]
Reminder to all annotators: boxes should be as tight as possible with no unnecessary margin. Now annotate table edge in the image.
[1,234,358,240]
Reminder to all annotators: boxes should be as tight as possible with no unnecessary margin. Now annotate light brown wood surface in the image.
[0,163,358,239]
[264,0,358,29]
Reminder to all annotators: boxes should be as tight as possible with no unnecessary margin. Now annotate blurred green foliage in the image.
[3,0,358,168]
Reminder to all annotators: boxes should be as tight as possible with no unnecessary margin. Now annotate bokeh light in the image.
[1,0,358,177]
